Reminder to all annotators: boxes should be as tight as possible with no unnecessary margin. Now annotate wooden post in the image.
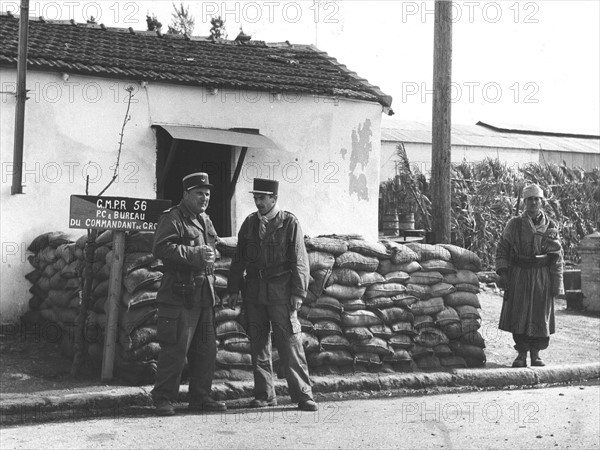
[101,230,126,381]
[431,0,453,244]
[11,0,30,195]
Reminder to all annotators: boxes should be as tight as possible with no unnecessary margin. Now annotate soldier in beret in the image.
[222,178,317,411]
[496,183,564,368]
[152,172,226,416]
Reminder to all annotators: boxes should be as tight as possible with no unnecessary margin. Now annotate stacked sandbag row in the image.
[213,237,254,376]
[23,231,85,358]
[301,236,485,374]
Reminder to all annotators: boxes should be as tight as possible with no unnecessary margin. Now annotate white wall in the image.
[0,69,383,322]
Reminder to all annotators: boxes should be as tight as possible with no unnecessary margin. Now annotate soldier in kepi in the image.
[222,178,317,411]
[496,183,564,368]
[152,172,226,416]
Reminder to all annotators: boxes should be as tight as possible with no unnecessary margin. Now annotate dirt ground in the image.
[1,289,599,395]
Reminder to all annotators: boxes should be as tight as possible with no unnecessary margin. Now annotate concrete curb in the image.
[1,362,598,425]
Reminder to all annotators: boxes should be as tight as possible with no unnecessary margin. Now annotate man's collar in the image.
[178,200,197,219]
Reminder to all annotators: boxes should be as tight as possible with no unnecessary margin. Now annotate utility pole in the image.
[11,0,30,195]
[431,0,452,243]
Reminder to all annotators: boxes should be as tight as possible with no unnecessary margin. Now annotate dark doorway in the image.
[157,131,233,236]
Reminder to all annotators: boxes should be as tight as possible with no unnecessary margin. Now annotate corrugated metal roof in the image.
[381,121,600,155]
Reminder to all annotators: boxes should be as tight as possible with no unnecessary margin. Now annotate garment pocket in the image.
[182,231,200,246]
[156,306,180,345]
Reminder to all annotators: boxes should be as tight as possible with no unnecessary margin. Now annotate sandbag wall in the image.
[301,238,486,373]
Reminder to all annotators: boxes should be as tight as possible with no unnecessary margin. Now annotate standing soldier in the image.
[222,178,317,411]
[496,183,564,368]
[152,172,226,416]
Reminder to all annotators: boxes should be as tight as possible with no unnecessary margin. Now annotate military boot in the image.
[512,351,527,368]
[530,349,545,366]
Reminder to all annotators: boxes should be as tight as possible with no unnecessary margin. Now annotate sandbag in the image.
[358,271,385,286]
[223,336,251,353]
[119,305,157,334]
[314,296,344,314]
[47,289,73,309]
[414,328,450,347]
[415,354,442,370]
[433,343,453,357]
[413,314,436,330]
[410,344,434,359]
[374,307,413,325]
[313,320,343,337]
[461,318,482,334]
[326,268,360,287]
[49,271,67,290]
[343,326,373,341]
[93,296,107,314]
[28,232,53,252]
[305,237,348,256]
[439,244,482,271]
[444,291,481,308]
[123,267,163,294]
[320,334,351,352]
[62,259,84,278]
[439,355,468,368]
[340,298,366,311]
[347,240,390,259]
[391,294,419,308]
[390,321,416,336]
[28,295,45,310]
[435,306,461,326]
[39,247,58,265]
[307,350,354,367]
[353,352,382,369]
[309,268,332,299]
[215,306,241,323]
[352,337,392,356]
[443,270,480,286]
[449,341,486,362]
[335,252,379,272]
[420,259,456,275]
[408,271,443,286]
[460,331,486,348]
[429,282,456,298]
[405,284,431,300]
[120,326,157,352]
[216,320,247,339]
[405,244,452,262]
[323,284,366,300]
[384,271,410,284]
[217,350,252,368]
[121,290,157,310]
[299,317,314,333]
[300,305,341,323]
[364,296,395,310]
[441,322,463,340]
[363,283,406,299]
[301,332,321,354]
[388,333,414,349]
[342,310,383,328]
[25,269,42,284]
[454,283,480,294]
[455,305,481,320]
[369,324,394,339]
[55,307,78,324]
[308,251,335,271]
[389,243,419,265]
[378,260,422,275]
[382,348,412,362]
[409,297,445,316]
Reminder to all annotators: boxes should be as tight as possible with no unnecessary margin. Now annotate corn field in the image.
[380,154,600,270]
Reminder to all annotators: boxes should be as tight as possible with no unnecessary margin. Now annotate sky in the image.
[5,0,599,134]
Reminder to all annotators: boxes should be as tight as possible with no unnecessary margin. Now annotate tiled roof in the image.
[0,14,392,108]
[381,120,600,154]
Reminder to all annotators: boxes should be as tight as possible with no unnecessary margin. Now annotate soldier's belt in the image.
[246,264,292,280]
[512,254,551,268]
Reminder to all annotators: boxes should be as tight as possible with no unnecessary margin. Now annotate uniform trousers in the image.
[245,302,313,403]
[152,300,216,404]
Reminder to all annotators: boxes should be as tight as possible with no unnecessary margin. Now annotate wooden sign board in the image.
[69,195,171,231]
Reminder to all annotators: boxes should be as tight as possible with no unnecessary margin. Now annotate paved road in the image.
[1,384,599,449]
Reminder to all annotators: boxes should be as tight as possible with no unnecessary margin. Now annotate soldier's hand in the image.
[200,245,215,263]
[222,292,240,310]
[290,295,303,312]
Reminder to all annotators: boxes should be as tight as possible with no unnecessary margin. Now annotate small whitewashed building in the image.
[0,14,392,322]
[381,120,600,181]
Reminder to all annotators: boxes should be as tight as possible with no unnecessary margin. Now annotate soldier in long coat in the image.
[496,184,564,367]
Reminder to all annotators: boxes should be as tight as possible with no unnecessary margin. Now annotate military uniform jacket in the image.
[227,210,309,305]
[153,201,217,307]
